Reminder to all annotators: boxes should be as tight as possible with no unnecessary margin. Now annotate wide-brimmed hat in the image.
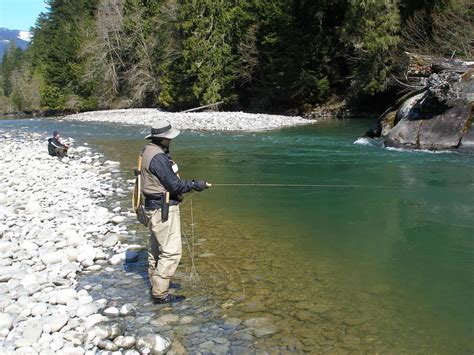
[144,121,180,140]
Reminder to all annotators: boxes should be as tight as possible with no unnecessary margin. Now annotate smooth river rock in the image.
[0,312,13,330]
[243,317,279,337]
[114,335,136,349]
[48,313,70,332]
[55,289,78,305]
[136,334,171,354]
[86,321,125,342]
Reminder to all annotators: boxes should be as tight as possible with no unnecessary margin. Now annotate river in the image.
[1,117,473,353]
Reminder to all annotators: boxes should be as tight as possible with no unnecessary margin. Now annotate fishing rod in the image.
[210,183,401,190]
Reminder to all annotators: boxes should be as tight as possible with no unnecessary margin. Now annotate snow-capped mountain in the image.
[0,27,31,61]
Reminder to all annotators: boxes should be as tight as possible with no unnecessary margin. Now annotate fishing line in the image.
[211,183,401,190]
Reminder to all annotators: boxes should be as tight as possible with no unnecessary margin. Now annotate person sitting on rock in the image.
[48,131,69,158]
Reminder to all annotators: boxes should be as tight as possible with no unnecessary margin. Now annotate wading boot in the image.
[152,294,186,305]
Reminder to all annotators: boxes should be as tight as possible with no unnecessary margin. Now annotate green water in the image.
[2,118,473,353]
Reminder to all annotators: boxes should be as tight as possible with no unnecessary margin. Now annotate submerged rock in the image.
[119,303,137,316]
[243,317,279,337]
[98,339,120,351]
[86,321,125,342]
[136,334,171,354]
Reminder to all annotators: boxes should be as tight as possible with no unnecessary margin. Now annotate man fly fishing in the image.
[137,121,211,304]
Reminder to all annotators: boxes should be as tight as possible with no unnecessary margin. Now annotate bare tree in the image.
[81,0,126,108]
[401,0,473,58]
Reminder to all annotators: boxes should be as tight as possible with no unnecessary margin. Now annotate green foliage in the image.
[40,83,67,112]
[342,0,401,96]
[172,0,241,106]
[28,0,97,112]
[252,0,345,107]
[2,0,467,115]
[1,43,24,97]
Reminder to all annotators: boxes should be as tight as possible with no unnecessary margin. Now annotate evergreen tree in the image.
[1,42,24,97]
[29,0,97,112]
[167,0,245,108]
[341,0,401,97]
[1,0,466,115]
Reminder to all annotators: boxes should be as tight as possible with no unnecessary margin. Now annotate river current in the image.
[1,117,473,353]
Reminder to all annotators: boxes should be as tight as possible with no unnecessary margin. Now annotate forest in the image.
[0,0,472,116]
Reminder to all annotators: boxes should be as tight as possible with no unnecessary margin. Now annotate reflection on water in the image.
[1,117,473,353]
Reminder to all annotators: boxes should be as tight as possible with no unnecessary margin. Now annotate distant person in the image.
[48,131,69,158]
[139,121,211,304]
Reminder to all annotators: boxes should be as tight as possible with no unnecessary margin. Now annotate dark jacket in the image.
[48,137,66,156]
[141,143,194,206]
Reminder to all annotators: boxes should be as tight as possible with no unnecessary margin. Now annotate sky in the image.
[0,0,48,31]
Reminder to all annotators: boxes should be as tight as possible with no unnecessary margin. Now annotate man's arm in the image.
[149,154,194,195]
[49,138,61,148]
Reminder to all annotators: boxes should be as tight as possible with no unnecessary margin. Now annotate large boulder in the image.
[368,69,473,151]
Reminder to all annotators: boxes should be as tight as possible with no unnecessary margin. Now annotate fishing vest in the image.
[140,143,167,197]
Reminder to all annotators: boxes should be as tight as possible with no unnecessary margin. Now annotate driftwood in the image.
[180,101,223,113]
[406,52,474,78]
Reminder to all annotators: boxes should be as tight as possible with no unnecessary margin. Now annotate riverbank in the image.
[61,109,313,131]
[0,130,172,354]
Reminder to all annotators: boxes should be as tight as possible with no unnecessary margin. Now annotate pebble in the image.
[98,339,120,351]
[150,314,180,326]
[109,253,125,265]
[103,307,120,317]
[18,320,43,347]
[48,313,69,332]
[0,313,13,330]
[114,335,136,349]
[136,334,171,354]
[84,314,107,330]
[119,304,137,316]
[179,315,195,325]
[76,303,98,318]
[243,317,279,337]
[86,321,125,342]
[55,289,78,305]
[110,216,126,224]
[103,235,119,248]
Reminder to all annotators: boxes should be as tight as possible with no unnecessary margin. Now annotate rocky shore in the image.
[0,130,171,354]
[62,109,313,131]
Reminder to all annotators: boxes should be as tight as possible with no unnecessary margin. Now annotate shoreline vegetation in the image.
[0,130,172,353]
[1,1,472,118]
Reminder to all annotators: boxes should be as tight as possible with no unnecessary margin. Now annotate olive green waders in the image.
[148,205,182,299]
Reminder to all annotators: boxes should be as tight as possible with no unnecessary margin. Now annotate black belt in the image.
[145,197,179,210]
[145,198,163,210]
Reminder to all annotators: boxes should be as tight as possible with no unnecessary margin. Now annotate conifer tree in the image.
[29,0,97,112]
[341,0,401,97]
[170,0,243,107]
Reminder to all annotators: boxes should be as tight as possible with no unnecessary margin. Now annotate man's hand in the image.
[193,180,211,191]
